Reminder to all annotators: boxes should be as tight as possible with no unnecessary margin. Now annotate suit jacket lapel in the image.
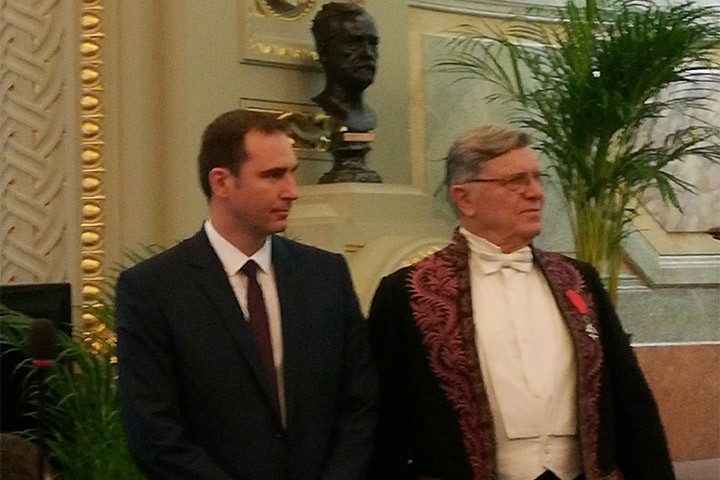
[185,229,282,420]
[533,248,605,479]
[271,236,309,427]
[532,248,603,362]
[408,230,497,478]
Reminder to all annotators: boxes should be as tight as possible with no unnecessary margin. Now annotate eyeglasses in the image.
[463,170,549,192]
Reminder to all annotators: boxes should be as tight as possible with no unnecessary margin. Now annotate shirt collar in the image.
[459,227,534,274]
[204,220,273,276]
[460,227,507,255]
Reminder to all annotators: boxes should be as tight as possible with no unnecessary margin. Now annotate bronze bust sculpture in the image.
[311,2,379,132]
[311,2,382,183]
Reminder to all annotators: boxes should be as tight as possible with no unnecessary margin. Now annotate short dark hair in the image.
[445,124,532,187]
[197,109,287,199]
[0,433,51,480]
[311,2,368,60]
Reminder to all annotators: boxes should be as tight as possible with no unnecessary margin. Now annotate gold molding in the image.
[240,0,323,69]
[239,0,367,70]
[238,99,333,159]
[259,0,317,20]
[79,0,107,339]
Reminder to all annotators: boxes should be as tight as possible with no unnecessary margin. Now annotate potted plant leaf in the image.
[0,246,162,478]
[0,307,145,479]
[435,0,720,302]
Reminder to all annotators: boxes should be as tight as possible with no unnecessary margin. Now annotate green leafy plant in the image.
[1,308,143,479]
[0,245,163,479]
[436,0,720,302]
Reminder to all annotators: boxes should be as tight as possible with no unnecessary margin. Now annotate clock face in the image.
[263,0,315,18]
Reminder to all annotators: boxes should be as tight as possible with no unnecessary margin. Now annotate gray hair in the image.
[444,124,532,187]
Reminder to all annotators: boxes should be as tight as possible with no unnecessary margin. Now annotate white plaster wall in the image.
[110,0,412,248]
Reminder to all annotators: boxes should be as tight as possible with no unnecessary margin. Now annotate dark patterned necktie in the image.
[241,260,279,409]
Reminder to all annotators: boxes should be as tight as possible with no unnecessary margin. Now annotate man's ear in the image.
[208,167,231,199]
[449,184,476,218]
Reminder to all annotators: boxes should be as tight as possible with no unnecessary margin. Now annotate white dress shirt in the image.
[204,220,286,424]
[461,228,582,480]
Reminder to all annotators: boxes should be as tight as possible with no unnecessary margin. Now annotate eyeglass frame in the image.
[462,170,549,192]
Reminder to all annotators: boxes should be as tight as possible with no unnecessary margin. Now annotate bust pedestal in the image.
[318,131,382,184]
[286,183,453,311]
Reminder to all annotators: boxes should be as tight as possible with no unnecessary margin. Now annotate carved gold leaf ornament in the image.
[80,41,100,56]
[82,174,101,194]
[81,148,100,165]
[81,13,100,29]
[248,39,319,63]
[247,108,331,151]
[81,68,99,83]
[81,258,101,275]
[81,230,100,247]
[82,202,101,221]
[261,0,316,20]
[243,0,325,68]
[79,1,109,349]
[81,94,99,110]
[82,283,100,298]
[81,121,99,137]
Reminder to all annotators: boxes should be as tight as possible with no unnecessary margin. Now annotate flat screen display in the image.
[0,283,72,432]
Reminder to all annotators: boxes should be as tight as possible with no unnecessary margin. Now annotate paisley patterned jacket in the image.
[367,230,674,480]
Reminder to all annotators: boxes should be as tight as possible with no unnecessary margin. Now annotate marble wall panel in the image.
[635,344,720,461]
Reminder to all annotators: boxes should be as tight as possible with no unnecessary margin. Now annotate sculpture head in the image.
[312,2,379,94]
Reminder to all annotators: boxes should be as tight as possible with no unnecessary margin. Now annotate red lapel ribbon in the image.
[565,288,588,314]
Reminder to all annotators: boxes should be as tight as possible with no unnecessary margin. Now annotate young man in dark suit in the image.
[116,109,377,480]
[367,124,674,480]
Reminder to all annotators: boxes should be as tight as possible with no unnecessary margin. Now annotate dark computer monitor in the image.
[0,282,73,432]
[0,283,72,335]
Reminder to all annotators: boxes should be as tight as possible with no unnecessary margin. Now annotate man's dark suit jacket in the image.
[116,229,377,480]
[367,231,674,480]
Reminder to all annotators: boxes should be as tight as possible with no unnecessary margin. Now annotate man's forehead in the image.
[341,16,378,36]
[480,147,538,169]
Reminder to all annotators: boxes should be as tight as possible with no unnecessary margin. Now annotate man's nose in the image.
[283,174,299,201]
[524,176,544,200]
[360,40,378,56]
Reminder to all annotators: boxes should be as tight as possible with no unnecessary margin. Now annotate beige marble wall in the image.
[412,2,720,343]
[111,0,413,248]
[2,0,718,351]
[635,344,720,461]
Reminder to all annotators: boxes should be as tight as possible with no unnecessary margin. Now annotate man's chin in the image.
[269,221,288,235]
[519,225,542,244]
[346,75,374,90]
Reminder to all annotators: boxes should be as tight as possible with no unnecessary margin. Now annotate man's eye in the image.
[265,170,285,179]
[505,174,526,187]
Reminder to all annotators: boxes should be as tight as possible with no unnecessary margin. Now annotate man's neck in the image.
[459,226,531,254]
[208,215,266,256]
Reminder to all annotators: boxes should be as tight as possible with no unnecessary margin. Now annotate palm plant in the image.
[0,246,162,479]
[1,307,144,479]
[436,0,720,302]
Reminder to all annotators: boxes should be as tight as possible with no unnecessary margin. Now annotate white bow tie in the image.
[477,248,533,274]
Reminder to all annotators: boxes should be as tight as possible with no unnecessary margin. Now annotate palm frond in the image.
[0,244,164,479]
[434,0,720,302]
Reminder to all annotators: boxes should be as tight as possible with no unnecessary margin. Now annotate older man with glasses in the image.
[367,124,674,480]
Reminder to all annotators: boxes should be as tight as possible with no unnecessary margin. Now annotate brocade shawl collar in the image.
[407,229,618,480]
